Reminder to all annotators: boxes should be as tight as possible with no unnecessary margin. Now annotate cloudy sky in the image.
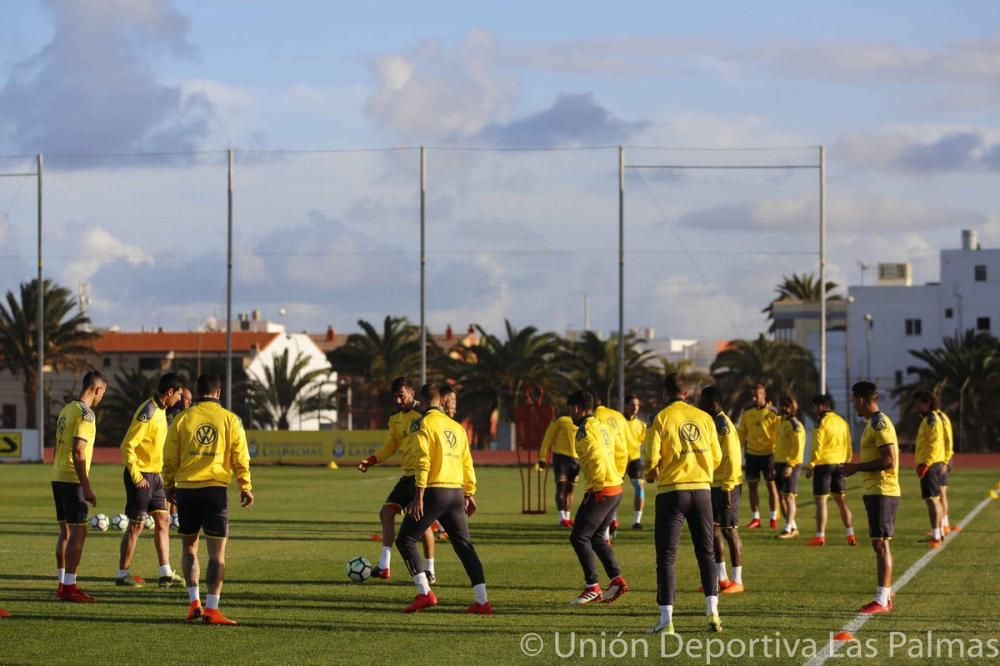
[1,0,998,342]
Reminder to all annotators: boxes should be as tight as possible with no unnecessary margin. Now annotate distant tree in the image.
[0,279,98,429]
[763,272,842,332]
[96,368,158,446]
[711,335,819,418]
[565,331,660,408]
[247,348,335,430]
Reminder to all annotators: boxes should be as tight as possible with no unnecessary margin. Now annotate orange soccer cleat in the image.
[847,535,858,546]
[928,539,942,550]
[371,566,391,580]
[600,576,629,604]
[0,608,10,618]
[721,582,745,595]
[186,600,204,622]
[202,608,238,625]
[403,591,438,613]
[857,600,892,615]
[806,536,826,547]
[746,518,762,529]
[466,601,494,615]
[570,584,602,605]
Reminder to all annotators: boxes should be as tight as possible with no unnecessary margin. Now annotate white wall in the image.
[245,333,338,430]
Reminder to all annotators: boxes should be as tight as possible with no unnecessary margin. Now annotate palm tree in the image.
[711,334,820,417]
[248,348,336,430]
[96,368,158,446]
[565,331,660,407]
[327,316,422,428]
[893,331,1000,452]
[763,272,842,332]
[0,279,98,429]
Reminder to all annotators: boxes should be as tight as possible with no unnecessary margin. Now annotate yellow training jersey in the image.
[162,399,252,492]
[937,409,954,465]
[120,397,168,483]
[539,416,577,460]
[774,417,806,466]
[595,405,629,478]
[810,411,852,468]
[711,411,743,491]
[52,401,97,483]
[859,412,900,497]
[575,415,619,494]
[644,400,721,493]
[412,408,476,495]
[737,405,781,456]
[915,411,947,466]
[371,404,423,473]
[625,416,647,462]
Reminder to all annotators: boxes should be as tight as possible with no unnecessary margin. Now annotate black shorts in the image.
[552,453,580,484]
[920,463,945,500]
[175,487,229,538]
[812,464,846,496]
[51,482,88,525]
[711,486,741,528]
[744,453,774,482]
[940,463,951,486]
[123,469,167,520]
[626,458,644,480]
[384,475,416,509]
[774,463,800,495]
[863,494,898,539]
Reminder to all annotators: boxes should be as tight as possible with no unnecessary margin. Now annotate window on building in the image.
[977,317,991,332]
[974,265,987,282]
[138,356,161,371]
[944,308,953,319]
[894,370,903,387]
[1,404,15,428]
[905,319,922,336]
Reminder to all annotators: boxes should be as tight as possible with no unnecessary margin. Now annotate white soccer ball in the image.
[111,513,130,531]
[143,515,155,530]
[90,513,110,532]
[346,556,372,583]
[169,513,180,530]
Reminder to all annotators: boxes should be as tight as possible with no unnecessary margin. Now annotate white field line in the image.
[804,494,995,666]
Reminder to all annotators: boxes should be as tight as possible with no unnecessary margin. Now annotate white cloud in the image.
[64,226,153,286]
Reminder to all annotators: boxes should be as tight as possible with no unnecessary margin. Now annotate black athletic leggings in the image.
[396,487,485,586]
[570,492,622,586]
[655,489,717,605]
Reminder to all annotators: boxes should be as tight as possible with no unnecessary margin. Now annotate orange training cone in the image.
[833,632,854,641]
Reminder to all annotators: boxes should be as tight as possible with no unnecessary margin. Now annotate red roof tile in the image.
[94,331,279,354]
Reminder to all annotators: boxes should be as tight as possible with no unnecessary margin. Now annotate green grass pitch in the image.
[1,464,998,664]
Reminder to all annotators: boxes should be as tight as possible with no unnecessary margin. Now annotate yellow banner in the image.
[0,432,21,458]
[246,430,388,465]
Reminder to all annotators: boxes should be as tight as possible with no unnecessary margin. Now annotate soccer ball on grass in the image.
[143,515,155,530]
[90,514,109,532]
[346,556,372,583]
[111,514,130,531]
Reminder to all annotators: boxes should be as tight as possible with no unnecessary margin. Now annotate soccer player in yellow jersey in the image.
[538,413,579,527]
[395,384,491,614]
[116,372,186,588]
[566,391,629,605]
[165,386,192,530]
[698,386,744,595]
[163,372,253,625]
[644,374,722,634]
[51,370,107,603]
[357,377,435,581]
[842,381,899,615]
[936,406,957,534]
[914,391,947,548]
[773,396,805,540]
[736,384,781,530]
[594,395,629,540]
[624,394,648,529]
[804,394,855,546]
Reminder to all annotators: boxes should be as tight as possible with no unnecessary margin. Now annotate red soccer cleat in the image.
[948,525,961,534]
[59,585,95,603]
[466,601,494,615]
[746,518,762,529]
[570,584,602,605]
[600,576,629,604]
[847,535,858,546]
[372,566,391,580]
[202,608,238,625]
[403,591,438,613]
[559,519,573,528]
[769,518,779,530]
[807,537,826,547]
[0,608,10,618]
[186,600,204,622]
[857,600,892,615]
[929,539,942,550]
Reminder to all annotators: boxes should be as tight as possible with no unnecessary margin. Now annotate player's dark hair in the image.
[197,372,222,397]
[698,385,721,412]
[391,376,413,392]
[812,393,834,409]
[914,390,938,410]
[82,370,106,391]
[418,383,440,404]
[664,372,688,397]
[851,381,878,401]
[625,393,639,403]
[157,372,184,396]
[567,390,595,412]
[781,394,799,415]
[590,390,604,406]
[439,384,456,397]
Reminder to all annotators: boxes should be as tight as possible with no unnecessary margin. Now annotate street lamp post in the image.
[863,314,874,380]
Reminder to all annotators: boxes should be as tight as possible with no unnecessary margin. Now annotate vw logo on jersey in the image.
[679,421,702,445]
[444,430,458,448]
[195,424,218,447]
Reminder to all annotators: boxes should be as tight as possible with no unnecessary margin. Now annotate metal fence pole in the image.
[36,154,44,442]
[617,146,625,411]
[420,146,427,386]
[226,149,233,409]
[819,145,827,393]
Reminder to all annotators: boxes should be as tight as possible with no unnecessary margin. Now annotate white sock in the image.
[816,532,825,538]
[413,572,431,595]
[602,528,610,540]
[732,566,743,584]
[206,594,220,610]
[473,583,488,604]
[717,562,728,581]
[426,558,435,575]
[379,547,392,570]
[117,569,129,579]
[943,516,950,528]
[64,573,77,586]
[790,520,797,530]
[187,586,200,602]
[159,565,173,577]
[932,527,941,540]
[706,595,719,616]
[58,568,65,585]
[660,604,674,626]
[875,586,891,606]
[612,511,618,522]
[633,510,643,524]
[846,527,855,536]
[752,511,760,520]
[770,511,778,521]
[559,510,567,521]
